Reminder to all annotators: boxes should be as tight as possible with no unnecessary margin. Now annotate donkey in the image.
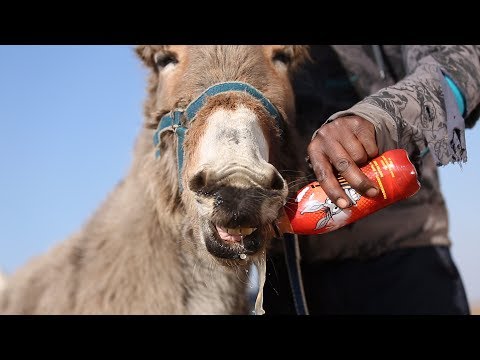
[0,46,309,314]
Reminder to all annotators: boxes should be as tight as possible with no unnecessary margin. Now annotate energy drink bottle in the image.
[278,149,421,235]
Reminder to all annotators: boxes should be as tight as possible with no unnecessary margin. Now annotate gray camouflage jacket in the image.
[296,45,480,262]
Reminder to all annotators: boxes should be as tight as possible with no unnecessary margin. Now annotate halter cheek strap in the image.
[153,81,284,192]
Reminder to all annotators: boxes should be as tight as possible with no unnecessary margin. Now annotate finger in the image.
[326,142,379,199]
[354,123,378,158]
[336,131,369,165]
[307,140,355,209]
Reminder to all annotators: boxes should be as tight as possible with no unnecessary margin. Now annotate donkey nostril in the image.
[189,170,208,192]
[270,170,286,191]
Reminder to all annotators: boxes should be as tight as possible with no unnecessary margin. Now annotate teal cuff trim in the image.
[445,75,466,116]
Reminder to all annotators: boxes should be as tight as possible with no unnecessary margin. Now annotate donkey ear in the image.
[135,45,157,68]
[285,45,311,70]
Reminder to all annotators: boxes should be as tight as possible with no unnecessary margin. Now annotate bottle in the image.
[277,149,421,235]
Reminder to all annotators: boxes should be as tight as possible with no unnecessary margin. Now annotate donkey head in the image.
[137,45,309,265]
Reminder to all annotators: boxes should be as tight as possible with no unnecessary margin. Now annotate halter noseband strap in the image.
[153,81,284,192]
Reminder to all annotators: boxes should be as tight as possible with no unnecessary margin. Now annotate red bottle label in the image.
[285,149,421,235]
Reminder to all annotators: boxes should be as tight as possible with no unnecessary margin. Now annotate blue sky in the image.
[0,45,479,307]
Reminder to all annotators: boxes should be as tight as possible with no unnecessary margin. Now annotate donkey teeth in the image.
[226,227,257,236]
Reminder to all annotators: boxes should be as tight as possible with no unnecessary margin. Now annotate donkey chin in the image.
[190,177,288,265]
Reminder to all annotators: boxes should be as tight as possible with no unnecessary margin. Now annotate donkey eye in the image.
[272,51,291,65]
[155,52,178,69]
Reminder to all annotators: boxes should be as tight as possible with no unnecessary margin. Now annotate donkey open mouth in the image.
[190,163,288,261]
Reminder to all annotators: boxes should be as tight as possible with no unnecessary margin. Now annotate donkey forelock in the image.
[136,45,309,128]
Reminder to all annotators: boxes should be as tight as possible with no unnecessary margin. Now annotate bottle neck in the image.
[276,208,294,234]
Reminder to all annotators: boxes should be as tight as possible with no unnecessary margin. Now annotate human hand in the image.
[306,115,380,209]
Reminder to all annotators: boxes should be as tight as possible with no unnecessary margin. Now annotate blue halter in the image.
[153,81,284,192]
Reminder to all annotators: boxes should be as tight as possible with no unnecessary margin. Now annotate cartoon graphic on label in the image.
[299,187,361,231]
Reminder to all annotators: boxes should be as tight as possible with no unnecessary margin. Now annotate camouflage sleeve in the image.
[325,45,480,166]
